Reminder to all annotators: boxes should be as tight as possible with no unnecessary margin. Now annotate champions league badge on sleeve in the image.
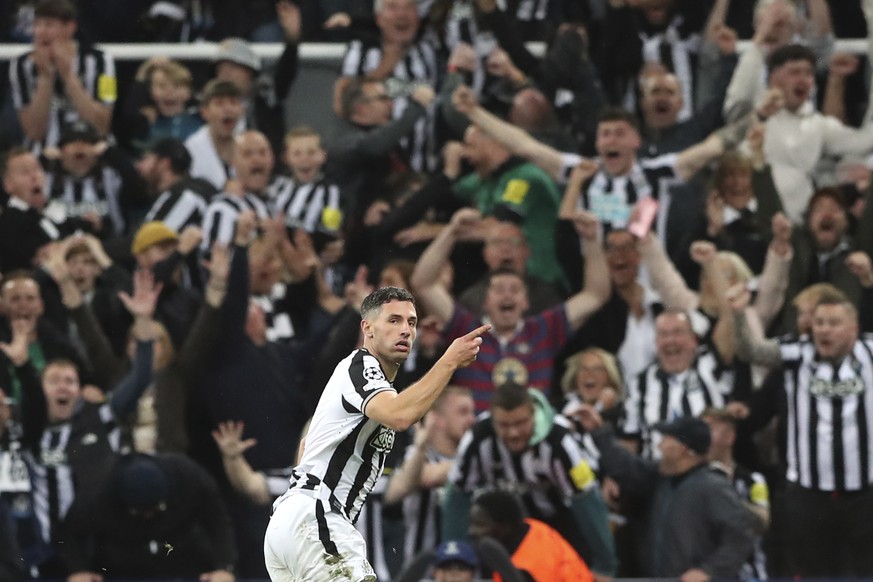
[363,366,386,382]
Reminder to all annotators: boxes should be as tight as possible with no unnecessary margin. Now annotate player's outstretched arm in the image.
[365,324,490,431]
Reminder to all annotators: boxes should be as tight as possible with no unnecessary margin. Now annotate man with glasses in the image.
[328,78,435,222]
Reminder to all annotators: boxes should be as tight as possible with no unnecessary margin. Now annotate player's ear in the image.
[361,318,374,338]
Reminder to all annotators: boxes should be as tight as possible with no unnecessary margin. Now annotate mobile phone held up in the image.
[628,197,658,239]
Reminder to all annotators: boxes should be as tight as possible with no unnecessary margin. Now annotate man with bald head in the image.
[619,310,734,459]
[639,67,735,159]
[200,130,273,251]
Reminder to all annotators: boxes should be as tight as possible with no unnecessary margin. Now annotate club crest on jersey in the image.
[363,366,385,382]
[369,426,395,453]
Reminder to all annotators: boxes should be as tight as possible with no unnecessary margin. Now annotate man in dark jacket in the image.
[577,411,755,581]
[60,453,236,580]
[327,78,434,223]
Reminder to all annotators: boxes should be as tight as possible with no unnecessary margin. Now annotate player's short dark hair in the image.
[473,489,526,527]
[361,286,416,320]
[597,107,640,133]
[491,381,533,412]
[35,0,77,21]
[768,44,816,74]
[149,138,191,175]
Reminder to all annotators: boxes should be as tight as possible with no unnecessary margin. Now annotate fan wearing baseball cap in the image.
[433,541,478,582]
[576,408,756,580]
[211,1,303,155]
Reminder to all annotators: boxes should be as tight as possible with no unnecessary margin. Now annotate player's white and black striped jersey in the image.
[9,46,116,154]
[279,349,397,524]
[779,334,873,492]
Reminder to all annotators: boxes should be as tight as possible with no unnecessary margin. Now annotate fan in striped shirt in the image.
[442,381,618,578]
[336,0,440,172]
[9,0,115,155]
[619,311,735,460]
[702,408,769,582]
[730,285,873,578]
[0,269,159,579]
[140,138,218,233]
[42,121,144,238]
[268,126,343,246]
[184,79,244,191]
[200,131,273,252]
[450,87,779,240]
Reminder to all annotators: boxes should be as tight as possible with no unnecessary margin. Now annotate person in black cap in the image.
[42,119,147,239]
[431,541,478,582]
[575,408,755,582]
[139,137,218,234]
[59,453,237,581]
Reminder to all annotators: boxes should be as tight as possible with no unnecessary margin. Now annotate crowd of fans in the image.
[2,0,873,580]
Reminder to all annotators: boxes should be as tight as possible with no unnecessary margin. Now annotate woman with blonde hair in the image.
[560,348,624,425]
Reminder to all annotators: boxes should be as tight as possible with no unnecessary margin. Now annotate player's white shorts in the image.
[264,492,376,582]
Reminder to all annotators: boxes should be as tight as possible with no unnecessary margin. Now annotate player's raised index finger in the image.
[465,324,492,339]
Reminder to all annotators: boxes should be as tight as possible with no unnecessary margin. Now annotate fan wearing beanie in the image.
[129,220,203,350]
[58,453,237,580]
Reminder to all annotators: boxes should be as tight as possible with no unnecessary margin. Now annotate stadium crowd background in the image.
[2,0,873,580]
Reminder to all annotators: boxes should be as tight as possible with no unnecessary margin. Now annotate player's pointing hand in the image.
[445,324,491,369]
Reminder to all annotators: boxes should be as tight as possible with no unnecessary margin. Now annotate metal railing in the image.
[0,39,867,63]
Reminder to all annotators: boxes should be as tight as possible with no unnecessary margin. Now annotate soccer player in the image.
[264,286,488,582]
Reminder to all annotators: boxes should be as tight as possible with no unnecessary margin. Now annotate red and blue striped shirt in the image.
[443,302,570,411]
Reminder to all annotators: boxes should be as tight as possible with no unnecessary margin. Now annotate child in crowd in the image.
[270,125,346,291]
[129,57,203,150]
